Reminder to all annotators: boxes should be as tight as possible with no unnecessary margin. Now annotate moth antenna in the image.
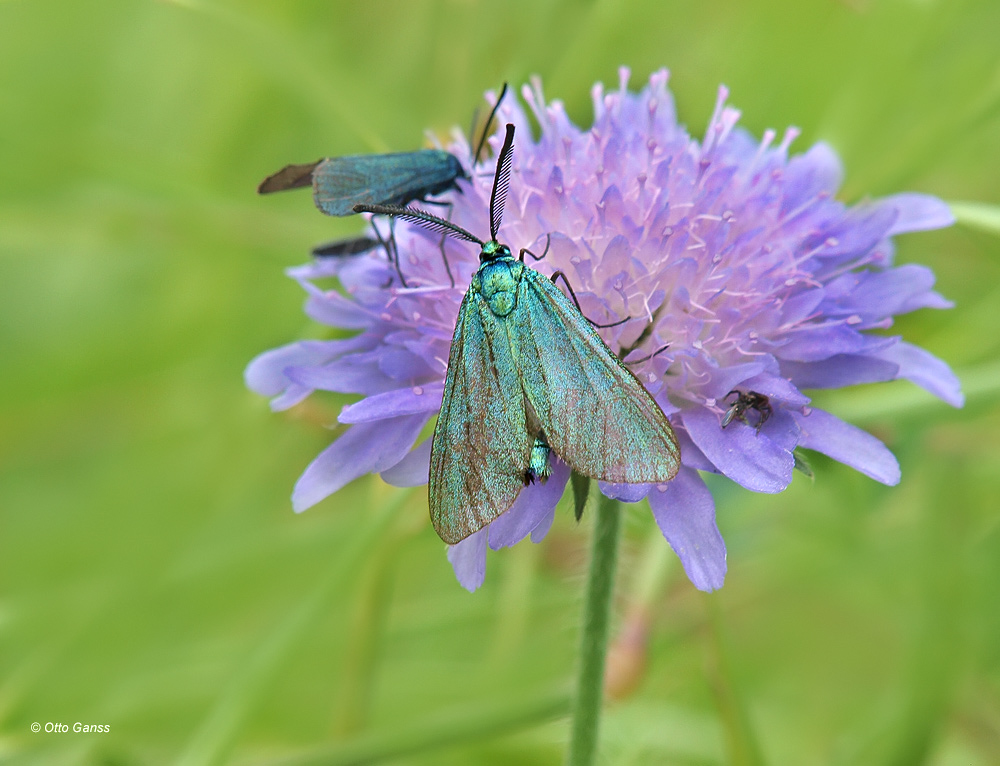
[489,124,515,241]
[354,204,483,245]
[473,82,509,165]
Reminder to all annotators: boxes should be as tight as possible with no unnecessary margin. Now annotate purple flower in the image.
[247,68,962,593]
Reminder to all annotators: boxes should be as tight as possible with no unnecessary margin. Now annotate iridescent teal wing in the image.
[429,290,533,544]
[313,151,464,216]
[511,269,681,484]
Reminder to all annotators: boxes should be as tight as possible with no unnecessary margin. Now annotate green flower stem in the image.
[567,492,623,766]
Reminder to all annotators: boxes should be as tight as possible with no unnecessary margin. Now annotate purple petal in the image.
[286,356,395,395]
[268,386,314,412]
[811,203,897,259]
[738,374,811,408]
[305,291,375,329]
[447,529,488,592]
[682,406,794,493]
[530,505,556,543]
[874,341,964,407]
[778,325,896,363]
[703,361,769,400]
[647,467,727,591]
[339,384,444,423]
[882,193,955,236]
[674,429,718,473]
[292,414,429,512]
[244,340,352,397]
[822,265,942,320]
[793,408,900,485]
[380,437,431,487]
[488,460,569,550]
[378,345,437,380]
[287,260,339,284]
[781,354,900,389]
[779,288,825,326]
[781,142,843,213]
[598,481,650,503]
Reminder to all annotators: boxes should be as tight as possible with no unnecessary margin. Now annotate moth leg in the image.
[550,269,630,329]
[437,234,455,288]
[617,306,666,362]
[421,199,457,288]
[519,233,551,262]
[369,218,406,288]
[372,218,408,287]
[623,344,670,366]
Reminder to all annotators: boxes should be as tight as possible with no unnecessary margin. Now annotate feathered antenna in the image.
[353,203,483,245]
[489,124,515,241]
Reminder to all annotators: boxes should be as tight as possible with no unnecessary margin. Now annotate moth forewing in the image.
[429,289,532,544]
[510,270,681,484]
[312,151,465,216]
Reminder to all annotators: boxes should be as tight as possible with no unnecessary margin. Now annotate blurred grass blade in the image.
[175,492,410,766]
[260,686,571,766]
[704,597,765,766]
[949,201,1000,236]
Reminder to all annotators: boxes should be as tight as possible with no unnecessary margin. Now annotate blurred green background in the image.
[2,0,998,763]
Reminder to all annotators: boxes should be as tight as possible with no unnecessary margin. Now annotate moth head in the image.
[480,240,512,262]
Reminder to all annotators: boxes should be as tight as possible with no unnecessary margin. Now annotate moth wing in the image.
[429,290,531,544]
[311,236,379,258]
[511,270,681,484]
[313,152,460,216]
[257,161,321,194]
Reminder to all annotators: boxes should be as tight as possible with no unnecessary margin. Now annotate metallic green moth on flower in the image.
[247,69,962,593]
[358,124,681,544]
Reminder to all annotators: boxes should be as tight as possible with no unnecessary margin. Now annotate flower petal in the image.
[380,437,432,487]
[682,406,794,493]
[339,384,444,423]
[285,355,396,395]
[244,340,355,397]
[648,467,727,591]
[781,354,900,389]
[598,481,650,503]
[882,193,955,236]
[822,264,948,321]
[703,361,769,400]
[447,528,488,592]
[738,374,811,408]
[488,460,569,550]
[781,142,843,213]
[810,203,898,259]
[874,341,964,407]
[778,325,897,363]
[305,291,375,329]
[794,407,900,485]
[292,414,429,512]
[674,429,718,473]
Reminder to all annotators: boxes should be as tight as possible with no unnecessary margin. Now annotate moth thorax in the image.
[477,259,523,317]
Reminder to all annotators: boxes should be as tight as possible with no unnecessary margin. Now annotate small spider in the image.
[721,390,773,435]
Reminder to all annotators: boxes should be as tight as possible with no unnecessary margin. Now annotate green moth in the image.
[356,124,680,544]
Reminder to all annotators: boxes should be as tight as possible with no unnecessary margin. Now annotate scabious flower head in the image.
[247,68,962,592]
